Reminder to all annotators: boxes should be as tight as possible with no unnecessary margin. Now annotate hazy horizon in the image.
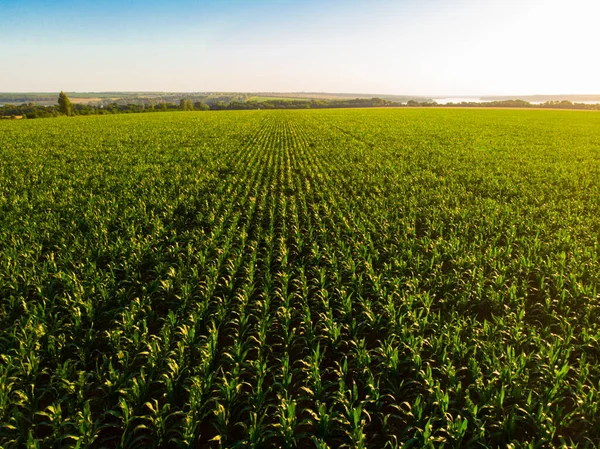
[2,91,600,98]
[1,0,598,95]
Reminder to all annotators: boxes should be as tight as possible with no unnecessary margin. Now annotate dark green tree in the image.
[180,99,194,111]
[58,91,72,116]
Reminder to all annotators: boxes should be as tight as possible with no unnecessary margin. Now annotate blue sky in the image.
[1,0,598,95]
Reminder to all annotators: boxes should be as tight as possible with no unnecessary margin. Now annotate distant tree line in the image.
[0,93,210,119]
[209,97,394,110]
[407,99,600,110]
[0,96,392,118]
[2,93,599,119]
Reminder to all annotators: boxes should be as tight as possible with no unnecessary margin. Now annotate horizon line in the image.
[2,91,600,97]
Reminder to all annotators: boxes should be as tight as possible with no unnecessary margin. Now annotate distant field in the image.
[0,92,124,105]
[248,95,312,102]
[1,109,600,448]
[255,93,378,101]
[69,97,113,104]
[0,97,114,106]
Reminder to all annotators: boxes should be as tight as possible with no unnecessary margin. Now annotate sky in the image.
[0,0,598,96]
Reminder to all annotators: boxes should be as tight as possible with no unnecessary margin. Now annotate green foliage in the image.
[1,109,600,448]
[179,99,194,111]
[57,91,72,116]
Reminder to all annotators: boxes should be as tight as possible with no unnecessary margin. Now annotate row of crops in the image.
[1,109,600,447]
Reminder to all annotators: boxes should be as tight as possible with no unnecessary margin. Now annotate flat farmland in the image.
[1,109,600,448]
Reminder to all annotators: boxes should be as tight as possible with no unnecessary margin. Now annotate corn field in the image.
[1,109,600,448]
